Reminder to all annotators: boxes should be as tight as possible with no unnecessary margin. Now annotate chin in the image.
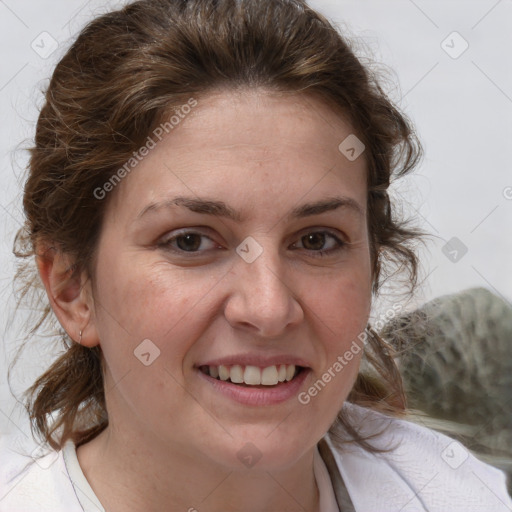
[201,427,318,473]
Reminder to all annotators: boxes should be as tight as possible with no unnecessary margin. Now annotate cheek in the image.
[301,265,371,410]
[299,276,368,420]
[97,258,185,327]
[93,257,222,363]
[91,261,214,416]
[304,266,372,339]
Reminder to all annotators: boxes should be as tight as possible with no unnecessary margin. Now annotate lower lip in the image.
[196,368,310,406]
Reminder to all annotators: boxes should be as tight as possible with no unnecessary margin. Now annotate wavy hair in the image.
[12,0,424,451]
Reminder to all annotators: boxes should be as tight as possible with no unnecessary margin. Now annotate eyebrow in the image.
[137,195,364,222]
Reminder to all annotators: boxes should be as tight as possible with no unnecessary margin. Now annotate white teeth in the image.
[205,364,298,386]
[218,365,230,381]
[244,366,261,385]
[230,365,244,384]
[261,366,279,385]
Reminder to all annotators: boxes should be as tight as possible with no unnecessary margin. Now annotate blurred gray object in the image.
[381,287,512,492]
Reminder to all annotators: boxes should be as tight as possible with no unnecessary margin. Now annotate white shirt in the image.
[1,403,510,512]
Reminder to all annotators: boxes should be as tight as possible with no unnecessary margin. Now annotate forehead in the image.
[107,88,367,223]
[163,88,360,162]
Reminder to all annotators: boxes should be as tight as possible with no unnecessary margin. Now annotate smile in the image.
[196,364,309,406]
[199,364,300,386]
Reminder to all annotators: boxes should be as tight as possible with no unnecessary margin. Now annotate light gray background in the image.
[1,0,511,439]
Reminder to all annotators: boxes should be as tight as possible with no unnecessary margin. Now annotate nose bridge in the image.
[225,239,302,336]
[246,249,288,301]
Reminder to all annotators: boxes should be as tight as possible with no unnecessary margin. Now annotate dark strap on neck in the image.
[317,438,356,512]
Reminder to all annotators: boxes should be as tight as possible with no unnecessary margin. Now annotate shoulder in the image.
[0,433,83,512]
[325,402,512,512]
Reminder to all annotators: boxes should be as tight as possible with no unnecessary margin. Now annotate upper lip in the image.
[197,354,311,368]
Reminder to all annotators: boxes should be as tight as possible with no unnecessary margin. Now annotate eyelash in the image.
[157,229,347,258]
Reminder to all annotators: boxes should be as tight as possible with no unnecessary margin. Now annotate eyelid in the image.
[159,227,214,242]
[290,225,348,244]
[290,229,347,254]
[294,226,347,242]
[158,228,221,252]
[157,227,348,259]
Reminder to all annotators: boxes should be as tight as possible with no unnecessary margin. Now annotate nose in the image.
[223,248,304,338]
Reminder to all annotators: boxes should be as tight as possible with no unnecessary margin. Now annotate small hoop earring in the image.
[78,330,82,344]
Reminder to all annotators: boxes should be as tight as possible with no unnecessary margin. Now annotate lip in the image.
[196,366,311,406]
[197,354,312,368]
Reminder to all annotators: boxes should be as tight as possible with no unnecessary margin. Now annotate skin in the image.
[38,88,373,512]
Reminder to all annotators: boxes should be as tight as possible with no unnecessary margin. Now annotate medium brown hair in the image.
[13,0,424,451]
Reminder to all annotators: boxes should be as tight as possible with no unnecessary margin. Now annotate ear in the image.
[35,242,99,348]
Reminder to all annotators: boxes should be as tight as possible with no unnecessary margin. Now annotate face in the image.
[88,89,372,471]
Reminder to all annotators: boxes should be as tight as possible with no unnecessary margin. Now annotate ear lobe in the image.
[36,243,99,348]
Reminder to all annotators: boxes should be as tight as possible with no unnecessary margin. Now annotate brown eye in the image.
[158,230,219,254]
[292,230,346,258]
[175,234,203,252]
[301,232,327,251]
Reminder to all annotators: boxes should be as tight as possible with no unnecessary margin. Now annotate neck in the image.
[76,426,321,512]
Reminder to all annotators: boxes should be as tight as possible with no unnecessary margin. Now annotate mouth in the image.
[196,363,310,405]
[198,364,303,387]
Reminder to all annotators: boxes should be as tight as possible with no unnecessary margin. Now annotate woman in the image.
[1,0,510,510]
